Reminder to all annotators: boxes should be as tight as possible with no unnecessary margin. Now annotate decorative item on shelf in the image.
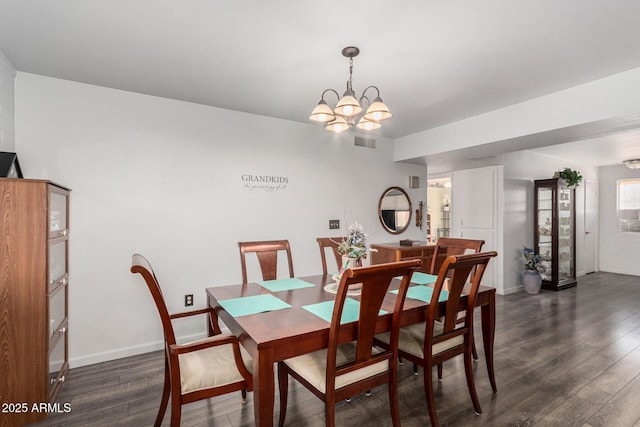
[415,201,423,229]
[553,167,583,187]
[0,151,24,178]
[522,246,546,294]
[539,225,550,236]
[335,221,368,280]
[309,46,392,133]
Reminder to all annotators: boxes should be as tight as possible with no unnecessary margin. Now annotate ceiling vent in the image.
[354,136,377,150]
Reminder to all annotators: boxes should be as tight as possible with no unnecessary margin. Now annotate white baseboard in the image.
[69,332,207,368]
[502,285,522,295]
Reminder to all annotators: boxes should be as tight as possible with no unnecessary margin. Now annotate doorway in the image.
[426,176,451,243]
[584,180,598,273]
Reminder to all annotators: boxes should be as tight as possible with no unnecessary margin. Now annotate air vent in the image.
[354,136,377,150]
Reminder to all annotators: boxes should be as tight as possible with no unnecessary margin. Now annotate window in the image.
[618,179,640,232]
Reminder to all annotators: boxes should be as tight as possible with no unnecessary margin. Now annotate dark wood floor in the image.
[31,272,640,426]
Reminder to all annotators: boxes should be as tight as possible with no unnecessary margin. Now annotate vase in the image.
[339,256,362,277]
[523,270,542,294]
[338,256,363,290]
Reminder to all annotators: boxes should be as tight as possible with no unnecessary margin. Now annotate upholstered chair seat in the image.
[376,322,464,360]
[281,342,386,394]
[179,342,253,394]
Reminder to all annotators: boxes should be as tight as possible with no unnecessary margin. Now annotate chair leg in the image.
[277,363,289,427]
[413,362,419,375]
[241,389,247,402]
[325,401,336,427]
[389,369,401,427]
[424,363,439,427]
[170,396,181,427]
[154,356,170,427]
[471,337,478,361]
[437,363,443,381]
[464,349,482,415]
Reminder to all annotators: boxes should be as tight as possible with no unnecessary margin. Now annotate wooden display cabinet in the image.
[0,179,70,426]
[534,178,576,290]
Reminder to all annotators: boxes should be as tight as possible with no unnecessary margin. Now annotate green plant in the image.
[557,167,583,187]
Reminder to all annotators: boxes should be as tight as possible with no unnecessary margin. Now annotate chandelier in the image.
[309,46,392,133]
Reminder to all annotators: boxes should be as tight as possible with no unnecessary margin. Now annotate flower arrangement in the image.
[522,246,546,274]
[336,221,368,260]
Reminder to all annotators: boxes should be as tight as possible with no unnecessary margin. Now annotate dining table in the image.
[206,274,497,427]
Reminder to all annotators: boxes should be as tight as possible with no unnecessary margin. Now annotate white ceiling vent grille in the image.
[354,136,377,150]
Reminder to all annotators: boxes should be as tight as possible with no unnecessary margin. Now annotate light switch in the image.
[329,219,340,230]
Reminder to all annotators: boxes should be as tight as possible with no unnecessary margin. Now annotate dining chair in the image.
[374,252,497,427]
[238,240,294,284]
[430,237,485,362]
[429,237,485,275]
[277,259,422,427]
[130,254,253,427]
[316,237,343,276]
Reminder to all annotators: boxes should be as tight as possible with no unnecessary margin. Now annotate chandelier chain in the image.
[348,57,354,92]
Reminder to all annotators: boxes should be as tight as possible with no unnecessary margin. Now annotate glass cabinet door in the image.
[536,187,553,281]
[558,187,575,281]
[534,178,577,290]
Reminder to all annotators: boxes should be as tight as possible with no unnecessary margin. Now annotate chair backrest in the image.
[429,237,485,275]
[130,254,177,346]
[427,252,497,347]
[238,240,294,284]
[326,259,422,390]
[316,237,343,276]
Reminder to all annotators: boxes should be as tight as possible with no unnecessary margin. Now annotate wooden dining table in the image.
[206,274,497,427]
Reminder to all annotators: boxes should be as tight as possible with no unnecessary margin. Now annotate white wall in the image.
[599,164,640,275]
[502,151,598,294]
[0,51,16,151]
[15,72,427,367]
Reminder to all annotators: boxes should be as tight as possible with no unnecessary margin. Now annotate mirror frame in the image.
[378,186,412,234]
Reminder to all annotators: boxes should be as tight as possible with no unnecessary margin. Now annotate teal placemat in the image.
[391,285,449,303]
[395,272,439,284]
[303,298,387,324]
[411,272,439,284]
[218,294,291,317]
[257,278,315,292]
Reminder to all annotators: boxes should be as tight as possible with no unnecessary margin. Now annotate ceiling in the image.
[1,1,640,167]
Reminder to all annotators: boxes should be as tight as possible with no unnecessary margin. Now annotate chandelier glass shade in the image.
[623,159,640,169]
[309,46,392,133]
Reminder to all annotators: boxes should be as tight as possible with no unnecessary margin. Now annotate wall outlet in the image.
[329,219,340,230]
[185,294,194,306]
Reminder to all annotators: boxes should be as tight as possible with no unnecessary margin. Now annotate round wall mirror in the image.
[378,186,412,234]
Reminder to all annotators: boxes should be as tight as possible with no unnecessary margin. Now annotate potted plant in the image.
[555,167,583,187]
[522,246,546,294]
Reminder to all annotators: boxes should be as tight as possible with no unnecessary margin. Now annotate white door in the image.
[451,166,503,293]
[584,180,598,273]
